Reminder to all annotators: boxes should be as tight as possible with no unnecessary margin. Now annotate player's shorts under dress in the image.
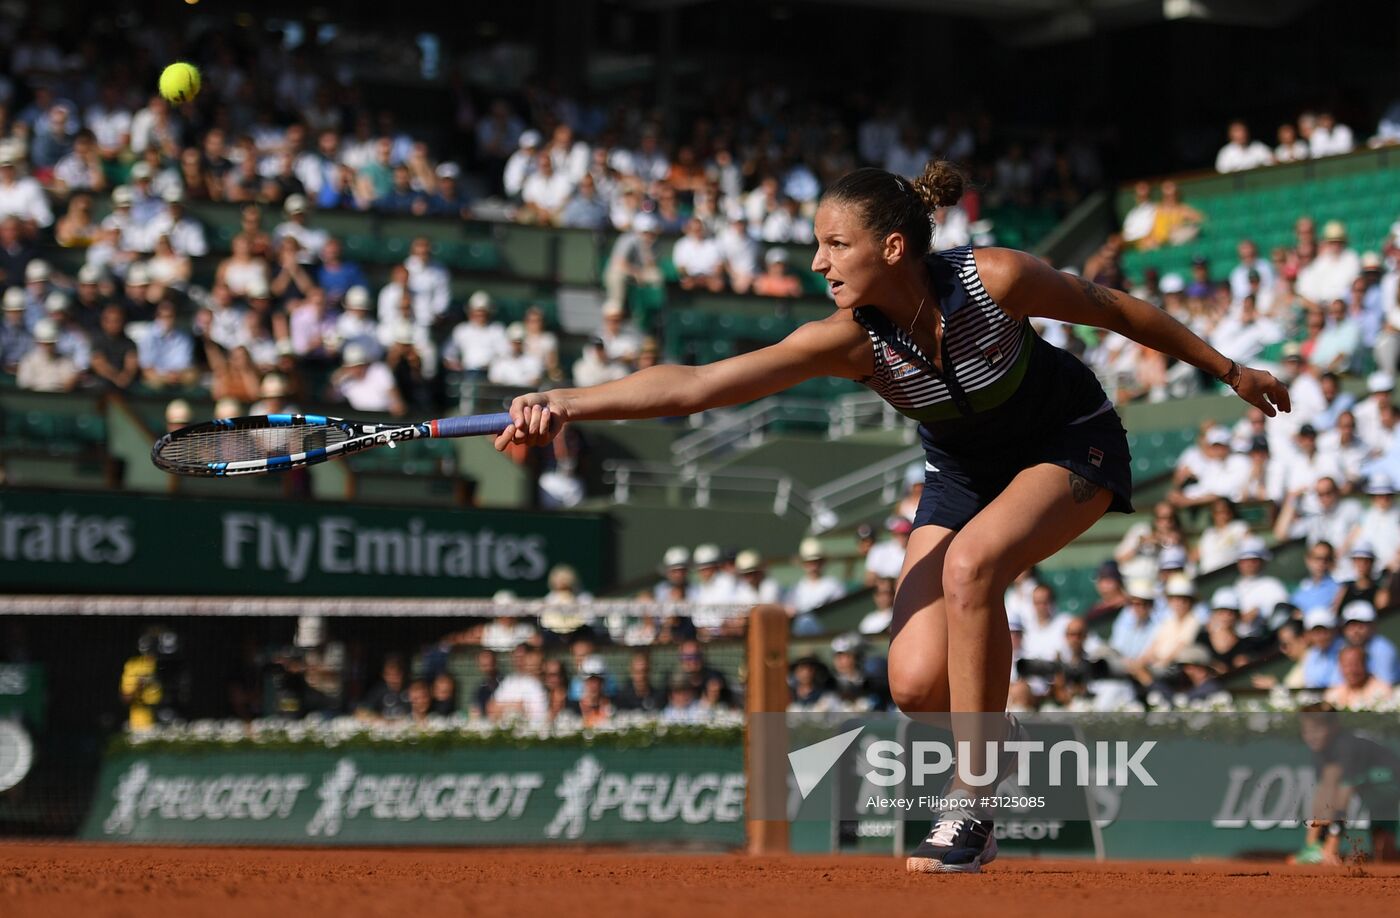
[853,244,1134,531]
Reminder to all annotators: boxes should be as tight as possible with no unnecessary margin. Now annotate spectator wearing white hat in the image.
[0,143,53,230]
[125,161,163,228]
[732,550,782,607]
[143,187,207,258]
[1337,599,1397,684]
[603,213,663,312]
[377,288,438,379]
[653,546,692,602]
[1169,426,1251,507]
[1232,536,1290,633]
[1300,607,1342,688]
[43,292,90,372]
[1198,588,1264,669]
[250,372,293,416]
[865,516,912,582]
[331,342,404,416]
[16,318,77,391]
[1353,372,1395,451]
[1347,476,1400,568]
[488,323,544,388]
[100,186,145,255]
[1109,579,1163,665]
[425,162,472,219]
[596,300,643,365]
[331,288,381,359]
[753,247,802,298]
[445,291,508,380]
[19,258,53,330]
[271,194,329,265]
[1337,543,1384,609]
[1126,574,1201,686]
[1324,644,1392,709]
[689,543,738,605]
[0,288,34,372]
[1297,221,1360,305]
[503,129,541,200]
[790,538,846,617]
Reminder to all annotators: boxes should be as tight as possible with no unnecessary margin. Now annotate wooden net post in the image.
[745,603,789,855]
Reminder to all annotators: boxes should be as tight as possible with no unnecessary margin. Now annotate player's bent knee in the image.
[941,547,997,613]
[889,677,949,713]
[887,657,949,712]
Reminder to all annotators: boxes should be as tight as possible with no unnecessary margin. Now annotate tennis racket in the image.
[151,411,514,477]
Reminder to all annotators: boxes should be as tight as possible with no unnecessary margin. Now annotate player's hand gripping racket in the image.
[151,411,513,477]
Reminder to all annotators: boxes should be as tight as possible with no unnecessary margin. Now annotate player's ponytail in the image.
[912,159,965,213]
[822,159,965,256]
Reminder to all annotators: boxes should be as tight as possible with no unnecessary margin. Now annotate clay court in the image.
[4,845,1400,918]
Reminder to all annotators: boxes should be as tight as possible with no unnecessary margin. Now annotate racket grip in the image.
[430,412,514,438]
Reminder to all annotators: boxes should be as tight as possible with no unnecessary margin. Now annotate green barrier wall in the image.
[0,489,609,596]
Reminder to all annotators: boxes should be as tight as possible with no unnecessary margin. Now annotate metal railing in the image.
[670,391,915,469]
[826,391,916,440]
[603,441,924,532]
[602,460,810,518]
[669,398,832,470]
[806,445,924,529]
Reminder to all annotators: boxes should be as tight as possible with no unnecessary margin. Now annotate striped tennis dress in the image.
[853,245,1134,530]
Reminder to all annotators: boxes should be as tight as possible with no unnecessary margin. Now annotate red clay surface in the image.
[4,844,1400,918]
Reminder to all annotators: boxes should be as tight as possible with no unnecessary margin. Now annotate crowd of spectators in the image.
[1214,111,1364,174]
[339,634,741,731]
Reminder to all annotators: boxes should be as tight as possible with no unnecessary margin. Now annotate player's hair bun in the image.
[912,160,964,213]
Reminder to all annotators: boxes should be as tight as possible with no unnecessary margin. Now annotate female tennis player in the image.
[494,161,1290,872]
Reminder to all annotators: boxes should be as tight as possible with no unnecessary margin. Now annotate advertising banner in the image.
[81,745,745,846]
[0,491,609,596]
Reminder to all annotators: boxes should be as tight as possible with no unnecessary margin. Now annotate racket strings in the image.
[158,424,352,465]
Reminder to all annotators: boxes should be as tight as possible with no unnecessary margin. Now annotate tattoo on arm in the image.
[1075,277,1119,311]
[1069,471,1102,504]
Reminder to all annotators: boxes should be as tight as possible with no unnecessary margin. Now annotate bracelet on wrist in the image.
[1219,360,1243,389]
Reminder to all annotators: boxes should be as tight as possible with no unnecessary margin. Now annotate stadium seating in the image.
[1117,146,1400,281]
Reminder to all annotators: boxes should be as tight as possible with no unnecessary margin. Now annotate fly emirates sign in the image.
[220,513,548,584]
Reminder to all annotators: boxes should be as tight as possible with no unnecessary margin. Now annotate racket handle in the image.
[430,412,514,438]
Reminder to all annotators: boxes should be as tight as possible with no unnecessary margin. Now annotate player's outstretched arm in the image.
[976,247,1291,418]
[494,315,869,449]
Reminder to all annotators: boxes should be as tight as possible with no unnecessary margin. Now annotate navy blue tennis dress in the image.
[854,245,1134,530]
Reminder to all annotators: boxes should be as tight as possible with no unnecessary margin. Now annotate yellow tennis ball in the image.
[159,62,201,104]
